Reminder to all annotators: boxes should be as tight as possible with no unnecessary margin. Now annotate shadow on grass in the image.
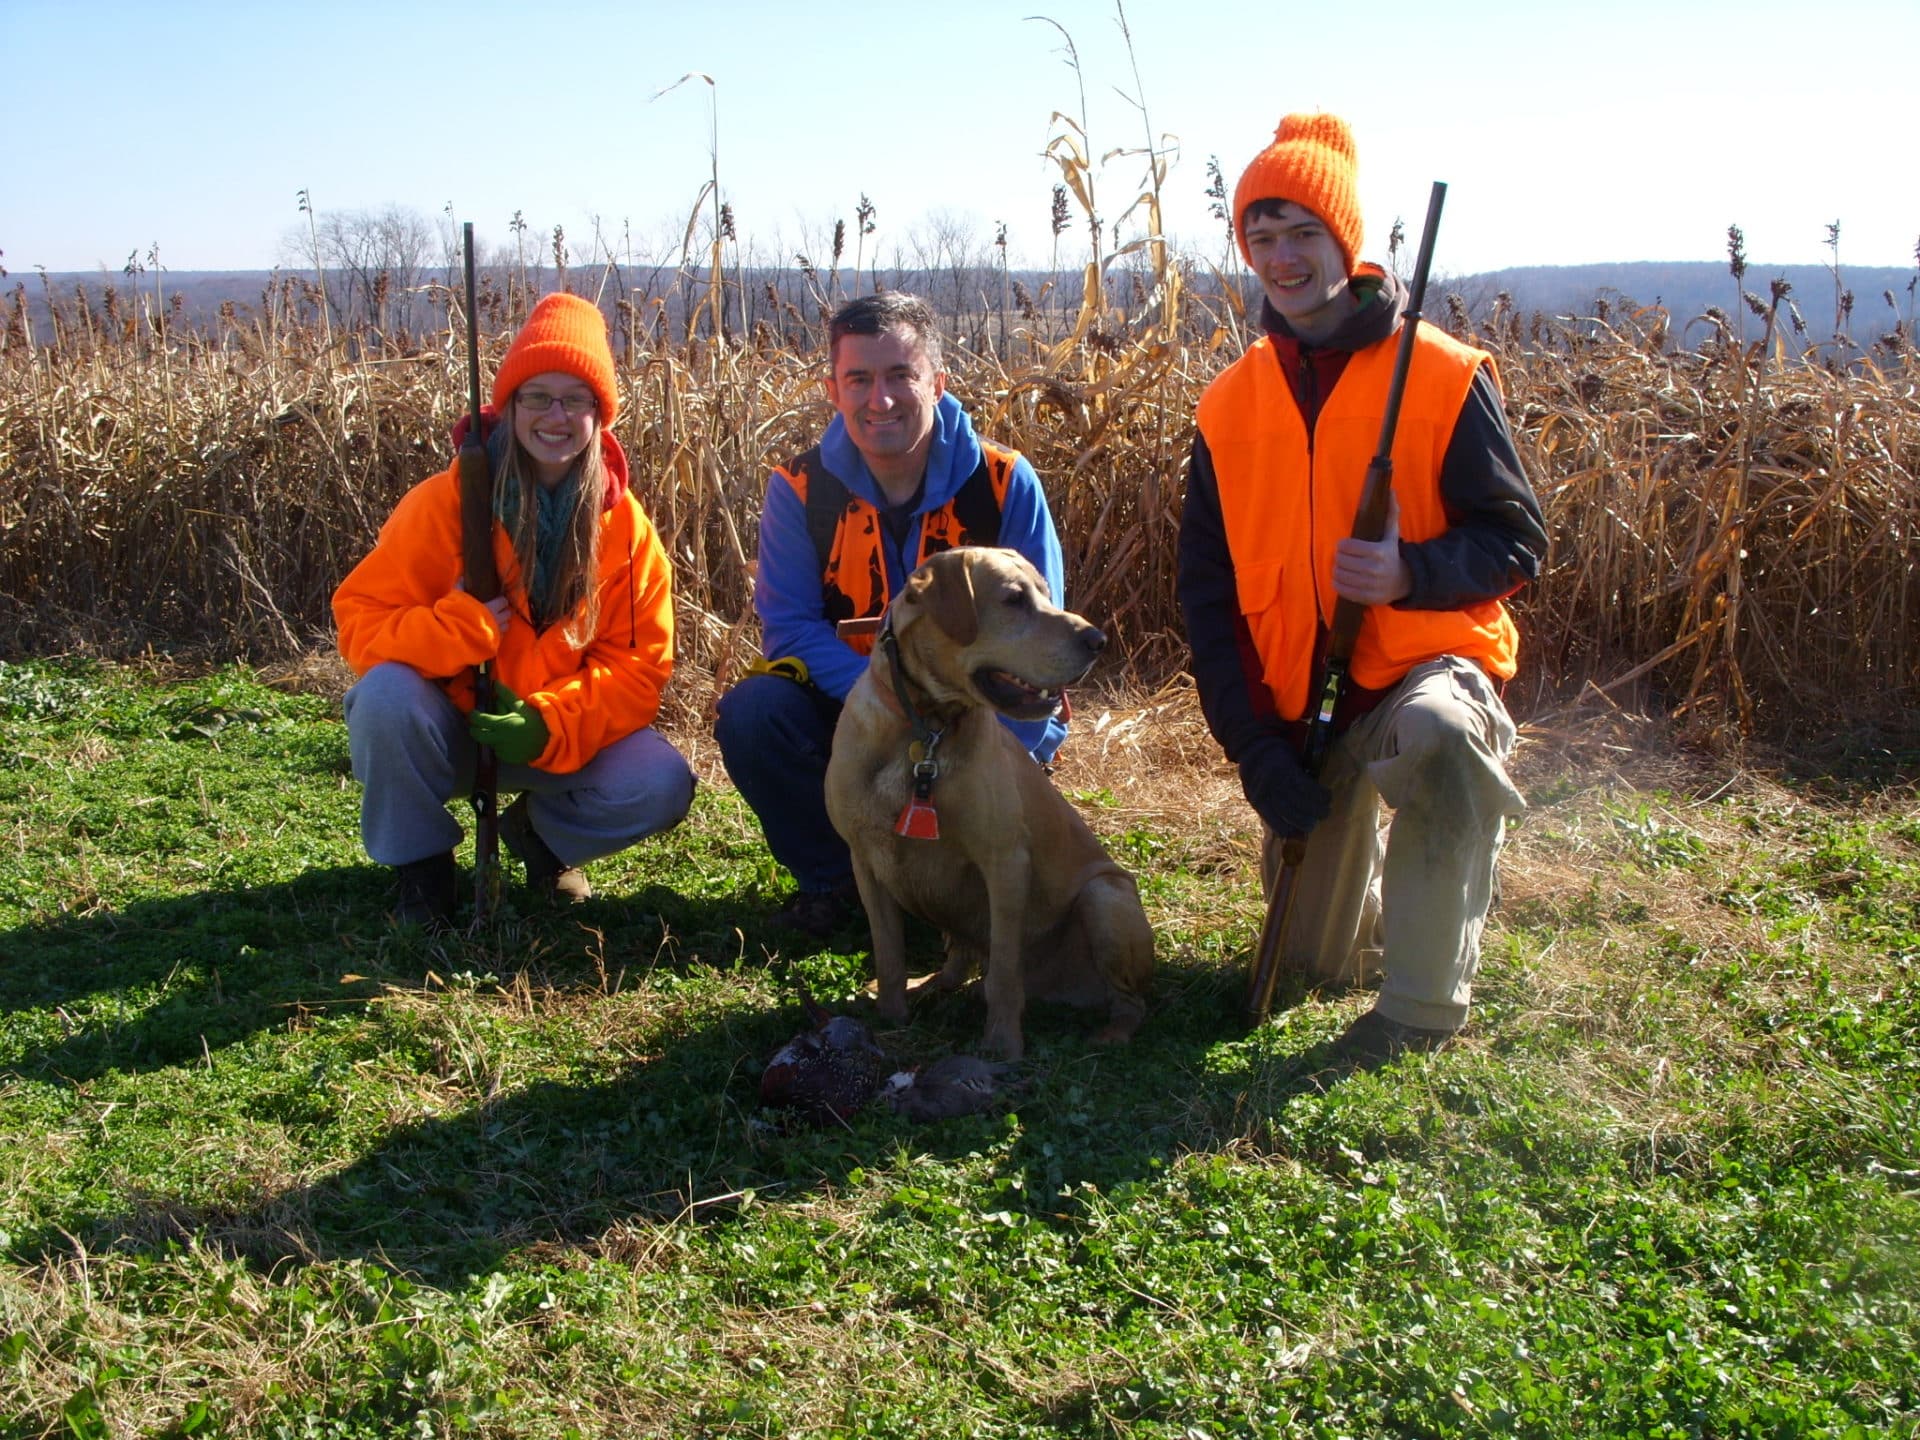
[0,862,392,1082]
[0,861,813,1086]
[5,863,1350,1283]
[148,1010,1339,1285]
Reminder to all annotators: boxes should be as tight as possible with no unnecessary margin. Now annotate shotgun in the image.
[458,222,502,924]
[1247,180,1448,1023]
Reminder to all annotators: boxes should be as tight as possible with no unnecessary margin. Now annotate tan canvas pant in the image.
[1260,655,1525,1032]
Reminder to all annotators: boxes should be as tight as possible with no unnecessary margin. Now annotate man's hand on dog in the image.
[1237,734,1332,839]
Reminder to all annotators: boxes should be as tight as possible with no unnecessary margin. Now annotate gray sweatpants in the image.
[1260,655,1525,1032]
[344,662,695,870]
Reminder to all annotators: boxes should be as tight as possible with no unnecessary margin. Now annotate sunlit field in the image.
[2,170,1917,1435]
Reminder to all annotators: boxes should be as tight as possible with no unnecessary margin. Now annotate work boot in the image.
[393,851,457,928]
[771,881,863,940]
[501,796,591,905]
[1327,1007,1457,1070]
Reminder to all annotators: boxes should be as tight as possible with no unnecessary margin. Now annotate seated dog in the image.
[824,547,1153,1059]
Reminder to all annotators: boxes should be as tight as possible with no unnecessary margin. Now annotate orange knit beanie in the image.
[1232,112,1363,274]
[492,293,618,425]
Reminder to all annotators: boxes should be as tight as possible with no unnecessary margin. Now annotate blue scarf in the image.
[488,422,582,628]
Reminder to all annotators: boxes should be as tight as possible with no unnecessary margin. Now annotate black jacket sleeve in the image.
[1398,364,1548,611]
[1176,431,1273,762]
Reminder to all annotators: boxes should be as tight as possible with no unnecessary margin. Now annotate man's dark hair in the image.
[1240,197,1303,230]
[827,292,943,373]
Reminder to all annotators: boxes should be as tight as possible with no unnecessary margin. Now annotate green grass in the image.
[0,657,1915,1438]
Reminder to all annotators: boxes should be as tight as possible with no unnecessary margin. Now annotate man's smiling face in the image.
[1242,200,1354,342]
[825,326,946,491]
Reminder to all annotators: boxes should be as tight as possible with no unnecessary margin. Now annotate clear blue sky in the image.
[5,0,1916,279]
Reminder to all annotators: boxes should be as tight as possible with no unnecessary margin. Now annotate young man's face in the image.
[825,326,946,485]
[1242,200,1352,341]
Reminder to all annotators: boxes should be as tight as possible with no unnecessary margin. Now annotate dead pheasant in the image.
[881,1054,1010,1122]
[757,987,891,1125]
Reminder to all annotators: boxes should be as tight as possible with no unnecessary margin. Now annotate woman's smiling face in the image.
[511,371,599,487]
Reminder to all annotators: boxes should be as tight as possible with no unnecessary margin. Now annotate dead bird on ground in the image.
[757,988,891,1126]
[882,1053,1013,1122]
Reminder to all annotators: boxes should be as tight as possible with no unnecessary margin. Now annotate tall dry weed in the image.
[3,264,1917,747]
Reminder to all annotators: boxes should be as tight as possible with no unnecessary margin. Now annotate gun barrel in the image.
[464,223,483,428]
[1367,181,1447,472]
[459,219,500,924]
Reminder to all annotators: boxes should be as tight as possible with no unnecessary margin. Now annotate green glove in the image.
[469,682,550,765]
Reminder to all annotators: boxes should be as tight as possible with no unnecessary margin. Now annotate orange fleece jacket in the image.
[333,430,674,774]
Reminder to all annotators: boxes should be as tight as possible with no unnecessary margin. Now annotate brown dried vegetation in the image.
[3,265,1917,749]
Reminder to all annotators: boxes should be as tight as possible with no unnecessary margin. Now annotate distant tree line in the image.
[10,200,1918,369]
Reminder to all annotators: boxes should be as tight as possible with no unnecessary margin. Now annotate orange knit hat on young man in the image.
[492,293,618,426]
[1232,112,1363,275]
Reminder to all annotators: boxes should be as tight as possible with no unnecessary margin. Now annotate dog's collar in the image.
[879,618,944,748]
[875,612,965,738]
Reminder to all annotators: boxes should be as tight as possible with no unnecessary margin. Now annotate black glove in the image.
[1237,734,1332,839]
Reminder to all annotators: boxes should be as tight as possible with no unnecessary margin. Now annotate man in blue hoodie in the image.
[717,293,1069,937]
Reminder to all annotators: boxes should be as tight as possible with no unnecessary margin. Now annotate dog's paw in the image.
[980,1021,1025,1062]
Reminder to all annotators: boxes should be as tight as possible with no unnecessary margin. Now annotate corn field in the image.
[2,266,1917,749]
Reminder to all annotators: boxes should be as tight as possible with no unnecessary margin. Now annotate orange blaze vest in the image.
[779,443,1016,654]
[1196,321,1520,723]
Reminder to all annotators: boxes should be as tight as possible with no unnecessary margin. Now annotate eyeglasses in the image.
[517,388,597,417]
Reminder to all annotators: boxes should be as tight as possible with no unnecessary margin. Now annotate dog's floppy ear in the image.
[915,551,978,646]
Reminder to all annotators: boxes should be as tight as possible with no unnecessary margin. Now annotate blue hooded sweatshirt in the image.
[754,391,1069,761]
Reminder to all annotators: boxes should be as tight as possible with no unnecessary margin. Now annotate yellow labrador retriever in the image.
[824,547,1153,1059]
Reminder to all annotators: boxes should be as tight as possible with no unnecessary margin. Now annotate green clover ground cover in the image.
[0,657,1914,1438]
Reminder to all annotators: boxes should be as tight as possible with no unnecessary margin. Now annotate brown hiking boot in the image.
[393,852,457,928]
[501,796,591,905]
[1327,1008,1457,1070]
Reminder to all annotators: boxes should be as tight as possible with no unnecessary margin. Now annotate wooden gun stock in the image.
[1245,834,1306,1020]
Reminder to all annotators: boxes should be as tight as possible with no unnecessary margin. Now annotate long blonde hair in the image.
[494,422,607,649]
